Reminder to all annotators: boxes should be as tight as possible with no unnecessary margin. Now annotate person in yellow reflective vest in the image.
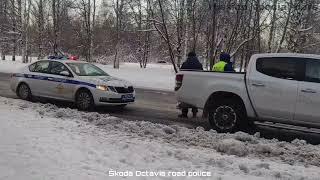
[212,53,235,72]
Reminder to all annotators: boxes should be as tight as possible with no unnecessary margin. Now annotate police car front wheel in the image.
[17,83,32,101]
[76,89,94,111]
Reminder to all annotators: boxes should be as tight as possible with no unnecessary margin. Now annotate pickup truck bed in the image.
[176,70,255,119]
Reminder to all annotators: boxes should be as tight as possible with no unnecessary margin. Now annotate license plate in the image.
[122,94,134,100]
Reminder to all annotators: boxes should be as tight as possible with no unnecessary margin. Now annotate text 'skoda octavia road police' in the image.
[10,59,135,110]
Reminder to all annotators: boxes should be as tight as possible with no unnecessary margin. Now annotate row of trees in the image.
[0,0,320,72]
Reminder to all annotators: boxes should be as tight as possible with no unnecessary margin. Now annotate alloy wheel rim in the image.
[19,85,29,99]
[213,105,237,130]
[78,92,91,109]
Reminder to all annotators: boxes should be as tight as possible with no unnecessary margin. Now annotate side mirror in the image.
[60,71,71,77]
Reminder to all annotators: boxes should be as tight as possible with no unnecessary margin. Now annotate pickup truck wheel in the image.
[209,99,245,133]
[76,89,94,111]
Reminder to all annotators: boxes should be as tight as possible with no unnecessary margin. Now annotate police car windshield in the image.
[66,63,108,76]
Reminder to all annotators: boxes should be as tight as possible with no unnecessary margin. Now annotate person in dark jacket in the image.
[178,52,203,118]
[212,53,234,72]
[180,52,203,70]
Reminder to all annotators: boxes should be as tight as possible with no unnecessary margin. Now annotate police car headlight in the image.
[96,85,108,91]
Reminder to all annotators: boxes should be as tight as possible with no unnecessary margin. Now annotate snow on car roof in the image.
[252,53,320,60]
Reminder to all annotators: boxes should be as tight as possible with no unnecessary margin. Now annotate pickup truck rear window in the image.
[256,57,299,80]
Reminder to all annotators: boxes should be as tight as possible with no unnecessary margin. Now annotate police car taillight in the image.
[175,74,184,91]
[70,56,78,60]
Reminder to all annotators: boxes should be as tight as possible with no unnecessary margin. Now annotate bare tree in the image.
[276,0,292,53]
[11,0,19,61]
[142,0,151,68]
[129,0,141,66]
[0,0,319,69]
[267,0,278,53]
[148,0,178,72]
[77,0,96,62]
[0,0,8,60]
[32,0,46,59]
[52,0,59,55]
[21,0,32,63]
[176,0,185,68]
[208,1,218,70]
[113,0,124,69]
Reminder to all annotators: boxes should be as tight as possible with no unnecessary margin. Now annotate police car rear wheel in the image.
[17,83,32,101]
[76,90,94,111]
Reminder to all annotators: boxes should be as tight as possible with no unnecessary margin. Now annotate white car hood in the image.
[78,76,132,87]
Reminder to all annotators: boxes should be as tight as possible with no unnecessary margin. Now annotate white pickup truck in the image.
[176,53,320,132]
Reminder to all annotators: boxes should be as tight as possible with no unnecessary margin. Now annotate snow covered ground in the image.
[0,56,37,73]
[0,56,175,91]
[1,97,320,180]
[96,63,175,91]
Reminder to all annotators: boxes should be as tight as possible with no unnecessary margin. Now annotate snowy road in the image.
[0,72,207,129]
[1,97,320,179]
[1,72,320,144]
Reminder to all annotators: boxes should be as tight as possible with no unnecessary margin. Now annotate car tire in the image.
[75,89,94,111]
[208,98,246,133]
[17,83,32,101]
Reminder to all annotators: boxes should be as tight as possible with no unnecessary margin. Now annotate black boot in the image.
[178,108,188,118]
[192,108,198,118]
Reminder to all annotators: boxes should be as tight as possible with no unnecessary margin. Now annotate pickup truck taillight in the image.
[175,74,184,91]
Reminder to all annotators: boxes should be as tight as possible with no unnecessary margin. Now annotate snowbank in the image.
[96,63,175,91]
[0,56,175,91]
[0,56,35,73]
[1,97,320,179]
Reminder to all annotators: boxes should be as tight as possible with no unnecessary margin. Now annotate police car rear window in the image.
[30,61,50,73]
[29,63,36,72]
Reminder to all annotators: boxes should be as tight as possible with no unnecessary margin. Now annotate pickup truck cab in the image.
[176,53,320,132]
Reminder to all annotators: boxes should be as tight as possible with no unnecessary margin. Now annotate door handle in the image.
[301,89,317,93]
[252,83,265,87]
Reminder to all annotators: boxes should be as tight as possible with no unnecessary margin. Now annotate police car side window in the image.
[29,63,36,72]
[33,61,50,73]
[84,64,97,74]
[49,62,70,76]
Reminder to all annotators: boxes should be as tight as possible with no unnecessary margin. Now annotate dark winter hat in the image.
[187,51,197,57]
[220,53,231,62]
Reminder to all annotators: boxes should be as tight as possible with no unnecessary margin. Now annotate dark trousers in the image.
[182,107,198,116]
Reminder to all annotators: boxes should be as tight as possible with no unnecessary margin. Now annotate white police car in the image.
[10,59,135,110]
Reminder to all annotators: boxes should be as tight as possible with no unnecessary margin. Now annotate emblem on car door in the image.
[56,84,64,94]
